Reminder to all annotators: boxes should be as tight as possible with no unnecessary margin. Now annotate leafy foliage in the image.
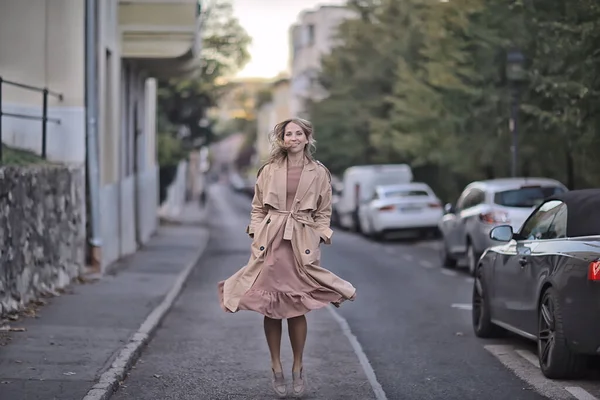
[1,146,46,166]
[156,0,251,167]
[310,0,600,201]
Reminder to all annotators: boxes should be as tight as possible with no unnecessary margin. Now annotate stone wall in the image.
[0,165,86,316]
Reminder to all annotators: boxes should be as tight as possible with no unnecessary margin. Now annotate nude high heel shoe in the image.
[271,369,287,398]
[292,367,306,397]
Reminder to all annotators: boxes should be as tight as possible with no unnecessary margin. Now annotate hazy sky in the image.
[231,0,346,79]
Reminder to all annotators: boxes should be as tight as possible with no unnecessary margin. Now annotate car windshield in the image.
[494,186,566,208]
[383,189,430,198]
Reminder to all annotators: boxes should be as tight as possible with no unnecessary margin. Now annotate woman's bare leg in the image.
[288,315,307,372]
[264,316,283,372]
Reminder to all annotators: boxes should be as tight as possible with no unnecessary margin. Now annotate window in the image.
[470,190,486,206]
[307,24,315,46]
[455,190,469,210]
[383,190,429,198]
[494,185,566,208]
[519,200,564,240]
[292,25,302,57]
[546,203,568,239]
[458,188,485,211]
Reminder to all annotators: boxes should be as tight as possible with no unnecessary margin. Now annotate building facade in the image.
[289,5,354,118]
[255,77,291,165]
[0,0,202,271]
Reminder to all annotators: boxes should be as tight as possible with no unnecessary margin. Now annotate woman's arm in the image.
[313,168,334,244]
[246,166,268,237]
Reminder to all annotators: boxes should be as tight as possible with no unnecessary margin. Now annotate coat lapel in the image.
[294,158,317,205]
[273,161,287,210]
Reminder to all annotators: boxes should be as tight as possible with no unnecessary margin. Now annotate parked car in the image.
[438,178,567,275]
[357,182,443,240]
[472,188,600,379]
[335,164,413,232]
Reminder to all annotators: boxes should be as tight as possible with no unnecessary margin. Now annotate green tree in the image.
[157,0,251,158]
[309,0,600,201]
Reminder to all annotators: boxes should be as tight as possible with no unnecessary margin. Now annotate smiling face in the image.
[283,122,308,154]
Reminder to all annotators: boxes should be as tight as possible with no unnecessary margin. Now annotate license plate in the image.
[399,206,421,212]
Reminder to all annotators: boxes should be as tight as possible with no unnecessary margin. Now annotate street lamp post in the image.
[506,49,526,177]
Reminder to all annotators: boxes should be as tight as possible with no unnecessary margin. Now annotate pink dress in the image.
[235,165,344,319]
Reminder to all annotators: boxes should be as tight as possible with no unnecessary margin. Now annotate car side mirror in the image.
[444,203,455,214]
[490,225,514,242]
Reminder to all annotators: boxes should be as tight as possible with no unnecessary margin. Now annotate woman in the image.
[218,118,356,398]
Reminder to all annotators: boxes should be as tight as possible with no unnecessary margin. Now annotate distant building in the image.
[255,76,291,165]
[289,5,355,118]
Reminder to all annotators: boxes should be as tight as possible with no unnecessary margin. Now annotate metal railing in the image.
[0,76,63,163]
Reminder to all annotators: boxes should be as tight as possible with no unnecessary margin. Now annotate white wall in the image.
[0,0,86,163]
[137,166,159,244]
[100,184,120,268]
[97,0,159,269]
[119,175,137,256]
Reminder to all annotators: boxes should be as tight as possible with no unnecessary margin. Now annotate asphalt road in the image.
[112,184,600,400]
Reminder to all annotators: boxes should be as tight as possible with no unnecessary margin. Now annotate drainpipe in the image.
[85,0,102,272]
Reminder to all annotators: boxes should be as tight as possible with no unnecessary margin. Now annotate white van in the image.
[335,164,413,231]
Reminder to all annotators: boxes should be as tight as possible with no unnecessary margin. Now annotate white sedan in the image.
[358,183,444,240]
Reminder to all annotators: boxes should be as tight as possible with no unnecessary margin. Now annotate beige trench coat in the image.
[220,157,356,313]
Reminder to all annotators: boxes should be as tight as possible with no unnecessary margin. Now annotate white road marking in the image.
[420,260,434,269]
[513,351,600,400]
[440,269,458,277]
[484,345,572,400]
[416,241,440,249]
[465,277,475,284]
[326,305,388,400]
[451,303,472,310]
[515,349,539,368]
[384,247,395,255]
[404,254,414,262]
[565,387,599,400]
[484,344,599,400]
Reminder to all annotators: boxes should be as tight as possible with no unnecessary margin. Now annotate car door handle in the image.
[518,257,528,266]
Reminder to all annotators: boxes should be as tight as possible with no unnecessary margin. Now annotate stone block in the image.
[0,165,86,317]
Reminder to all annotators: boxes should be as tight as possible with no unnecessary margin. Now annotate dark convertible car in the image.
[472,188,600,379]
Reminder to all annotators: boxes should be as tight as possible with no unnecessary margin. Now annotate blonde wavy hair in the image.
[266,118,317,165]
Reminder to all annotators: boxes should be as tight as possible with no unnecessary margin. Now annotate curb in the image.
[81,229,210,400]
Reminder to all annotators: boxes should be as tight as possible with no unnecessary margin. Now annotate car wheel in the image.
[440,238,457,268]
[537,287,586,379]
[366,217,383,241]
[472,265,505,338]
[359,215,371,238]
[467,242,478,276]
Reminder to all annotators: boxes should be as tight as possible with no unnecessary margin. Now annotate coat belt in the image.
[269,209,316,241]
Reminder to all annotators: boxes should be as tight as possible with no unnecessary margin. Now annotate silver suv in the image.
[438,178,567,275]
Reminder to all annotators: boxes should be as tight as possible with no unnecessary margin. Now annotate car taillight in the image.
[428,202,442,208]
[379,205,395,211]
[588,260,600,281]
[479,211,510,224]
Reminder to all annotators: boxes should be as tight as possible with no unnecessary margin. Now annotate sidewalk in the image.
[0,202,210,400]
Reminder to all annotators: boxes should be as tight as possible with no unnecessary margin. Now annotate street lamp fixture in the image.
[506,48,526,177]
[506,49,526,82]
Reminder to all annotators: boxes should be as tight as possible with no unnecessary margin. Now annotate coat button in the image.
[266,219,271,224]
[305,249,310,254]
[260,246,265,251]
